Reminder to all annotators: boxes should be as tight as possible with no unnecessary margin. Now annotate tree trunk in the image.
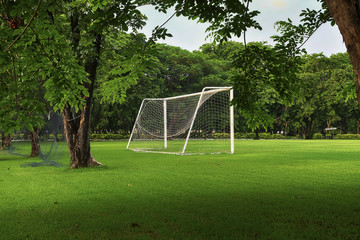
[30,126,40,157]
[300,119,314,139]
[63,31,103,169]
[326,120,331,129]
[1,132,11,149]
[325,1,360,105]
[254,129,260,140]
[284,120,288,136]
[340,122,343,134]
[63,105,101,168]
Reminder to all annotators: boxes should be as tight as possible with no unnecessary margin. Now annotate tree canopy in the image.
[1,0,360,166]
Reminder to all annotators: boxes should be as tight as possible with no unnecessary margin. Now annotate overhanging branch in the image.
[296,15,330,52]
[4,0,42,52]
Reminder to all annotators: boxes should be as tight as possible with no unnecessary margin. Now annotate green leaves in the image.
[98,31,158,105]
[231,42,299,131]
[0,0,92,134]
[230,3,334,132]
[151,26,173,40]
[142,0,261,43]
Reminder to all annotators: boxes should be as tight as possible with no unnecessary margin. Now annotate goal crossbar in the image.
[142,87,232,101]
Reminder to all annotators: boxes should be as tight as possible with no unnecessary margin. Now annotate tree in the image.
[1,132,11,150]
[1,0,261,168]
[263,1,360,112]
[324,1,360,106]
[284,53,356,138]
[226,1,360,136]
[290,54,333,138]
[91,42,232,133]
[0,0,50,156]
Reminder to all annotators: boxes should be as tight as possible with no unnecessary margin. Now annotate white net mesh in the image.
[127,87,233,154]
[7,111,68,167]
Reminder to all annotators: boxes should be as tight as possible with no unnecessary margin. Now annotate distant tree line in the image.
[92,40,358,139]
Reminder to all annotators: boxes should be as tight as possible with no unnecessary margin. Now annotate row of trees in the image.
[0,0,261,168]
[92,41,358,139]
[2,0,360,167]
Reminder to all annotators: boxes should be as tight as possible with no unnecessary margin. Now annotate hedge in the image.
[334,134,360,139]
[313,133,323,139]
[234,132,286,139]
[90,133,130,140]
[89,132,288,140]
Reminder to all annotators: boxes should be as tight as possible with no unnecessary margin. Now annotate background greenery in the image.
[92,41,357,139]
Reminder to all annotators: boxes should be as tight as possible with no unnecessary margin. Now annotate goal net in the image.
[126,87,234,155]
[6,111,68,167]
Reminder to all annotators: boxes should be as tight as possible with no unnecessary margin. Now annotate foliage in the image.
[334,134,360,139]
[234,132,255,139]
[90,132,130,140]
[98,31,159,105]
[92,43,233,132]
[0,0,89,134]
[138,0,262,42]
[313,133,323,139]
[290,53,356,138]
[91,38,357,139]
[1,0,267,166]
[0,0,358,143]
[232,42,294,131]
[230,2,336,134]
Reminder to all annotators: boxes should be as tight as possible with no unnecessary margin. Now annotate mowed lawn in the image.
[1,140,360,239]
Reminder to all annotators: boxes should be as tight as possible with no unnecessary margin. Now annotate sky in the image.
[138,0,346,56]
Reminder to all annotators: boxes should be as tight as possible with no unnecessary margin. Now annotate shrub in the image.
[234,133,257,139]
[212,133,230,139]
[90,133,130,140]
[104,134,115,140]
[259,133,271,139]
[313,133,323,139]
[234,133,245,139]
[335,134,359,139]
[272,134,286,139]
[258,133,286,139]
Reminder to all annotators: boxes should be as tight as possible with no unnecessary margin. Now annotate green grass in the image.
[129,139,232,154]
[1,140,360,239]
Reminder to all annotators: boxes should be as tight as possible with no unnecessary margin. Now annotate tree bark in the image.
[63,105,101,168]
[63,31,102,168]
[325,1,360,105]
[60,7,104,169]
[30,126,40,157]
[300,119,314,139]
[1,132,11,149]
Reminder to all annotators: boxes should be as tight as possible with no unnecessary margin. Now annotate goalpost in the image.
[126,87,234,155]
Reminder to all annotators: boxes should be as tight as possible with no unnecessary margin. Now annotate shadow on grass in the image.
[1,187,360,240]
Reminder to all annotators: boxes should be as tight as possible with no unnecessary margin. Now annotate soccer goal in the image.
[126,87,234,155]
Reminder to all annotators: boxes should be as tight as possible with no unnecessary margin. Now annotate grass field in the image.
[1,140,360,239]
[128,139,232,154]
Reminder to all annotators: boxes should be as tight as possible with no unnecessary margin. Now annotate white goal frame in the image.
[126,87,234,154]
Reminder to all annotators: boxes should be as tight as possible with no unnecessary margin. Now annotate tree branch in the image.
[243,0,250,48]
[296,16,330,51]
[150,0,186,40]
[4,0,42,52]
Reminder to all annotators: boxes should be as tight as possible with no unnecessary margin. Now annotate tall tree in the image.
[0,0,49,156]
[324,0,360,106]
[1,0,261,168]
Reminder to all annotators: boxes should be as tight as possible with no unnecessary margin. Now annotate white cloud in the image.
[272,0,287,9]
